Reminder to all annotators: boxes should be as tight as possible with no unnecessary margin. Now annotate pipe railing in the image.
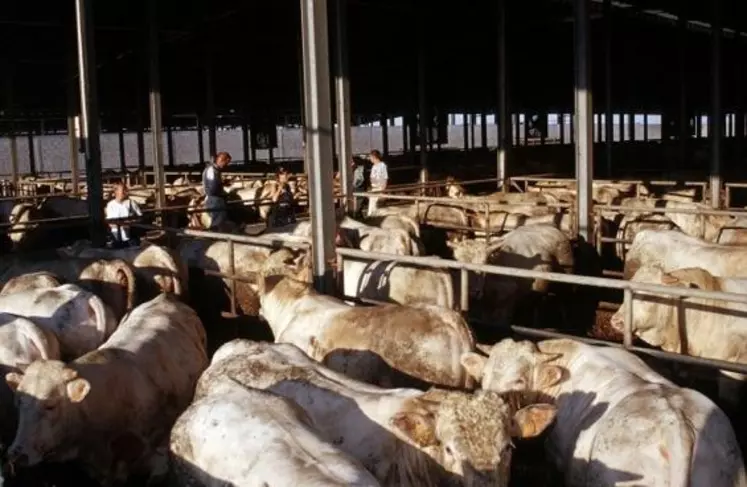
[334,247,747,375]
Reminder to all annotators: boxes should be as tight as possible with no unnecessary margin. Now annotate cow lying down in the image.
[0,257,136,322]
[0,284,117,359]
[5,293,209,485]
[170,376,381,486]
[258,249,476,389]
[196,340,557,487]
[612,265,747,407]
[461,338,747,487]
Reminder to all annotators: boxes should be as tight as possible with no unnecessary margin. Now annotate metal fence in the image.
[118,221,747,377]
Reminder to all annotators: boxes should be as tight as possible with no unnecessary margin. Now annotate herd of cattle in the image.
[0,172,745,485]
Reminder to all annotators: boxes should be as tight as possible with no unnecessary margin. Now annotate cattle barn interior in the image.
[1,0,747,485]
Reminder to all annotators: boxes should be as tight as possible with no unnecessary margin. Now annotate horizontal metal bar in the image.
[595,204,747,217]
[335,247,747,304]
[507,324,747,375]
[131,223,310,248]
[353,191,571,208]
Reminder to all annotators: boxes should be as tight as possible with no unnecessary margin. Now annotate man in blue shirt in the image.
[202,152,231,230]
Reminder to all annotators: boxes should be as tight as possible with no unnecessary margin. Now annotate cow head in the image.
[8,203,41,248]
[390,388,556,487]
[5,360,90,467]
[78,258,137,321]
[610,265,713,350]
[460,339,565,399]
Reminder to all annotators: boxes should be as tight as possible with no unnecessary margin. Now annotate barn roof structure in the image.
[1,0,745,289]
[1,0,746,126]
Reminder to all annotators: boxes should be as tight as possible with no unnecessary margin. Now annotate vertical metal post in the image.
[381,112,389,156]
[301,0,336,294]
[462,112,469,151]
[241,112,250,165]
[147,0,166,213]
[196,116,204,163]
[574,0,594,242]
[5,71,19,188]
[37,120,45,173]
[710,0,722,208]
[166,123,175,167]
[559,113,566,144]
[27,131,37,175]
[417,16,429,184]
[677,7,690,166]
[480,111,487,149]
[643,113,649,141]
[470,114,476,148]
[628,112,635,142]
[618,113,625,142]
[117,125,126,172]
[497,0,508,189]
[205,60,217,158]
[623,287,633,347]
[136,83,145,171]
[75,0,105,247]
[604,0,613,177]
[334,0,354,212]
[68,112,80,193]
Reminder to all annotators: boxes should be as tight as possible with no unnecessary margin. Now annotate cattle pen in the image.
[4,0,747,485]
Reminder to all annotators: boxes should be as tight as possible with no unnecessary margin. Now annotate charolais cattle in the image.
[170,376,381,486]
[195,340,557,487]
[8,197,89,250]
[0,256,136,321]
[461,338,747,487]
[611,265,747,407]
[340,217,424,256]
[0,271,63,296]
[0,314,61,444]
[258,251,476,389]
[623,229,747,280]
[59,241,187,301]
[0,284,117,359]
[5,293,208,485]
[341,258,457,310]
[448,224,574,327]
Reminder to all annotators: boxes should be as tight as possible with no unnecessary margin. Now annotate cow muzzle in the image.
[609,312,624,332]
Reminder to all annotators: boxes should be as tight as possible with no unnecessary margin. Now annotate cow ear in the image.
[460,353,488,382]
[5,372,24,391]
[390,411,438,448]
[536,365,564,390]
[66,378,91,403]
[510,404,557,439]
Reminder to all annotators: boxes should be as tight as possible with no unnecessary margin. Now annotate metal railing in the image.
[91,214,747,377]
[334,247,747,375]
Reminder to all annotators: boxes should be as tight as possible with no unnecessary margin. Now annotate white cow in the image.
[0,314,61,443]
[341,259,456,310]
[461,338,747,487]
[0,284,117,358]
[623,229,747,280]
[0,272,63,296]
[611,266,747,406]
[258,253,476,388]
[5,293,208,485]
[196,340,557,487]
[170,377,381,486]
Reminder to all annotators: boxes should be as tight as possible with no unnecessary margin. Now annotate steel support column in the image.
[480,111,487,149]
[27,132,36,175]
[241,113,250,165]
[497,0,509,189]
[710,0,722,208]
[334,0,353,212]
[604,0,613,176]
[147,0,166,212]
[75,0,105,246]
[417,18,429,184]
[166,124,175,167]
[381,113,389,156]
[4,72,19,188]
[205,60,217,158]
[574,0,594,242]
[300,0,336,294]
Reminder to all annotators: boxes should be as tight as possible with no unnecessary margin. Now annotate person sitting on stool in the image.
[105,182,142,248]
[268,168,297,228]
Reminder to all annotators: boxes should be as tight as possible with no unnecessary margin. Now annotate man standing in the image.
[367,149,388,217]
[202,151,231,230]
[105,182,142,248]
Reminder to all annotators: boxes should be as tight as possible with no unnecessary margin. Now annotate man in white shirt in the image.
[105,182,143,248]
[367,149,388,217]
